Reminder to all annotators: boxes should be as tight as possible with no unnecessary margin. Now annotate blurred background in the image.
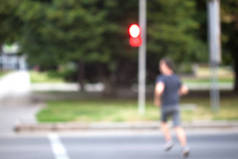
[0,0,238,122]
[0,1,238,159]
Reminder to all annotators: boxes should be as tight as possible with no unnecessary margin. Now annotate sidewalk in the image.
[31,82,233,92]
[0,71,30,99]
[15,121,238,133]
[0,71,43,134]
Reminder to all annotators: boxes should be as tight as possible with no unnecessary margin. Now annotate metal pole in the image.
[207,0,221,112]
[138,0,147,114]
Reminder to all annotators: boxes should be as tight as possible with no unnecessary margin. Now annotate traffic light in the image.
[128,24,142,47]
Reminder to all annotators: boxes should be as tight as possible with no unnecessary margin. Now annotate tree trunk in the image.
[234,60,238,92]
[98,66,117,96]
[99,67,114,96]
[103,78,112,96]
[77,61,85,92]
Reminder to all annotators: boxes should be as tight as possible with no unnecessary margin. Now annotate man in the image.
[154,58,190,157]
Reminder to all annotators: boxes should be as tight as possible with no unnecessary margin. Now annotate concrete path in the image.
[0,71,30,99]
[31,82,233,92]
[0,71,42,134]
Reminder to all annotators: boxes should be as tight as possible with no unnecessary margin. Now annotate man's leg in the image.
[173,109,190,157]
[161,122,172,142]
[174,126,187,147]
[161,122,174,151]
[175,126,190,157]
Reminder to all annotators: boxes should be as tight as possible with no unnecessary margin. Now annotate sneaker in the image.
[182,146,190,158]
[164,141,174,151]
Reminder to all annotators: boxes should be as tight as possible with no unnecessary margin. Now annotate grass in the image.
[181,98,238,121]
[30,71,64,83]
[183,78,233,84]
[182,65,234,84]
[0,71,10,78]
[37,100,159,122]
[37,97,238,123]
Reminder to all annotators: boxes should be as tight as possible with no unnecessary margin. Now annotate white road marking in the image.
[48,133,70,159]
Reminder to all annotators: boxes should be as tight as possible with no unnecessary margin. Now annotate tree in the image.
[0,0,21,51]
[195,0,238,92]
[1,0,209,94]
[220,0,238,92]
[16,0,139,92]
[146,0,207,81]
[16,0,107,90]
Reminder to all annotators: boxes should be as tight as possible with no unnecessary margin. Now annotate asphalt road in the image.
[0,131,238,159]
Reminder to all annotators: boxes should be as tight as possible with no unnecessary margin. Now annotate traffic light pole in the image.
[207,0,221,112]
[138,0,147,114]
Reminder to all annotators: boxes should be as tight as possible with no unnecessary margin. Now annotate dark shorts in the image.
[161,106,181,127]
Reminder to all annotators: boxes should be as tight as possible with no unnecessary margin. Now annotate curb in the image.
[14,121,238,133]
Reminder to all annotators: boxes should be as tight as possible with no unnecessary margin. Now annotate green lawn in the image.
[0,71,10,78]
[37,97,238,123]
[181,98,238,121]
[183,78,233,83]
[182,65,234,84]
[37,100,159,122]
[30,71,64,83]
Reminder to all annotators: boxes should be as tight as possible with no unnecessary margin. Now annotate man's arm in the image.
[154,82,165,107]
[179,84,189,96]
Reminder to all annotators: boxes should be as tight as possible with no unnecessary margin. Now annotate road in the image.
[0,131,238,159]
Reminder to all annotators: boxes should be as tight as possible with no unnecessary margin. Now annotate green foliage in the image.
[221,0,238,91]
[147,0,207,62]
[0,0,21,45]
[146,0,207,82]
[30,71,64,83]
[5,0,237,87]
[221,0,238,61]
[16,0,108,67]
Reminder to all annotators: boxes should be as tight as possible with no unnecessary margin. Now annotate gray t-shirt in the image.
[156,74,182,108]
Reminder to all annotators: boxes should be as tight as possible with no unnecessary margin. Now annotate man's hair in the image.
[160,58,175,72]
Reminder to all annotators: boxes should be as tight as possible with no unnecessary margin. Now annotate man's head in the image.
[159,58,174,75]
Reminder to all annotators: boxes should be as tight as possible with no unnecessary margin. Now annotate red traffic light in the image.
[129,37,142,47]
[129,24,141,38]
[128,24,142,47]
